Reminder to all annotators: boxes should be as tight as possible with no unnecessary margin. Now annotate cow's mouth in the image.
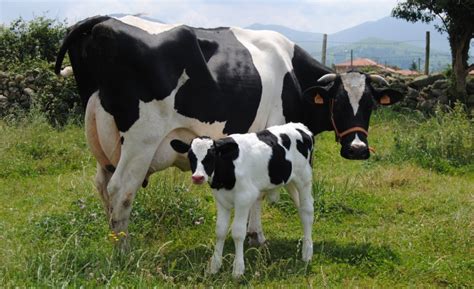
[340,146,370,160]
[192,179,205,185]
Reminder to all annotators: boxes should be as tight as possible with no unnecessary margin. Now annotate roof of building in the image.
[335,58,421,76]
[335,58,379,67]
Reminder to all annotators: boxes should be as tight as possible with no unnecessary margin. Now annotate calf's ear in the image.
[170,139,191,154]
[215,140,239,160]
[374,88,403,106]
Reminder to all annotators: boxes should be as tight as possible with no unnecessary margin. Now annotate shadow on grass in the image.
[162,237,400,282]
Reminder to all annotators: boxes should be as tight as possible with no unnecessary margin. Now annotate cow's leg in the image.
[247,197,266,246]
[106,131,159,249]
[209,199,231,274]
[295,181,314,262]
[94,163,113,220]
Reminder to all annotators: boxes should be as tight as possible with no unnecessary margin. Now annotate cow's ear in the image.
[302,84,333,105]
[374,88,403,106]
[215,140,239,160]
[170,139,190,154]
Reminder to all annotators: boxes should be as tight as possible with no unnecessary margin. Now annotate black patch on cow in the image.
[120,136,124,145]
[210,137,239,190]
[256,130,292,185]
[105,164,115,173]
[283,45,334,134]
[296,128,313,164]
[280,133,291,150]
[82,21,263,133]
[281,71,304,125]
[174,28,262,134]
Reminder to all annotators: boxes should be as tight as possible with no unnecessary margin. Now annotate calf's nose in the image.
[192,175,205,184]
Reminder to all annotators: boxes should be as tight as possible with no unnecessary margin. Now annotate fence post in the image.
[321,34,327,66]
[425,31,430,75]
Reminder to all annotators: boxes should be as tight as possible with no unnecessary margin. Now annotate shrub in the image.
[0,16,66,68]
[391,102,473,173]
[0,17,81,125]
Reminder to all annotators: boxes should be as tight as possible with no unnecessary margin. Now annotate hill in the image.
[327,38,451,71]
[246,16,456,71]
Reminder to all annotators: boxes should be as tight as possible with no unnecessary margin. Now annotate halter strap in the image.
[329,99,369,143]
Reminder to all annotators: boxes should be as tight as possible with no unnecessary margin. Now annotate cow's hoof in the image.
[208,255,222,274]
[247,232,266,247]
[232,261,245,278]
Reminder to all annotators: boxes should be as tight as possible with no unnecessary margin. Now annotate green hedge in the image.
[0,17,81,126]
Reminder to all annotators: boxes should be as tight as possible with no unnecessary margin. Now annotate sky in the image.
[0,0,400,34]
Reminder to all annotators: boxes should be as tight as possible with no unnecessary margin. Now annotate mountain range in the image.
[246,16,462,71]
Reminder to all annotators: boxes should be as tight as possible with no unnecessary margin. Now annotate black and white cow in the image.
[55,15,403,245]
[170,123,314,277]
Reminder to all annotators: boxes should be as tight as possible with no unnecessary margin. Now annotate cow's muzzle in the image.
[192,175,205,185]
[341,145,370,160]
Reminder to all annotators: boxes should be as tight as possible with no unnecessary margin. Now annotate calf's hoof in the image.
[302,240,313,262]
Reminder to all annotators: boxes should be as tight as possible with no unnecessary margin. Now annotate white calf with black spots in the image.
[171,123,314,278]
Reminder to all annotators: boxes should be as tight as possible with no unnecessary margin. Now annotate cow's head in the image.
[303,71,402,160]
[170,137,239,185]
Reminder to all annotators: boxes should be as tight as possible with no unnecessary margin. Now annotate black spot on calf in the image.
[256,130,292,185]
[211,138,239,190]
[280,133,291,150]
[296,128,314,164]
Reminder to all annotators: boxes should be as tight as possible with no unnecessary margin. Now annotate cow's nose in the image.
[350,135,367,150]
[350,142,367,150]
[191,175,205,184]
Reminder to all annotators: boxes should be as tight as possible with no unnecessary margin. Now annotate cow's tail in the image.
[54,15,111,75]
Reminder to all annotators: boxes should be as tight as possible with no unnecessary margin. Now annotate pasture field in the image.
[0,108,472,288]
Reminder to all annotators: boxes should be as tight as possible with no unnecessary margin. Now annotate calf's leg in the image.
[247,197,266,246]
[232,202,253,278]
[296,181,314,262]
[209,199,231,274]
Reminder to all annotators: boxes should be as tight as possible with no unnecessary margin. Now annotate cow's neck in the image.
[289,45,334,136]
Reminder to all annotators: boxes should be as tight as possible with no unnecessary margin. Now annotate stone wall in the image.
[385,73,474,114]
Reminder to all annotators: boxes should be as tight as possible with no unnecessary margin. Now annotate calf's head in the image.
[304,71,402,160]
[170,137,239,185]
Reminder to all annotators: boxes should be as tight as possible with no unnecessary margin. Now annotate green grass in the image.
[0,109,473,287]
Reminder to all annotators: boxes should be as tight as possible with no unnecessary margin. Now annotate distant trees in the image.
[410,60,418,71]
[392,0,474,103]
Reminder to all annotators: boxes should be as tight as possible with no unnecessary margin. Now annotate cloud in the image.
[2,0,400,33]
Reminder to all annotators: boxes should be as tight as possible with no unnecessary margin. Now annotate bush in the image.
[0,17,81,125]
[391,102,474,173]
[0,16,66,68]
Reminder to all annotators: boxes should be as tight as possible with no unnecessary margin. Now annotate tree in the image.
[392,0,474,103]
